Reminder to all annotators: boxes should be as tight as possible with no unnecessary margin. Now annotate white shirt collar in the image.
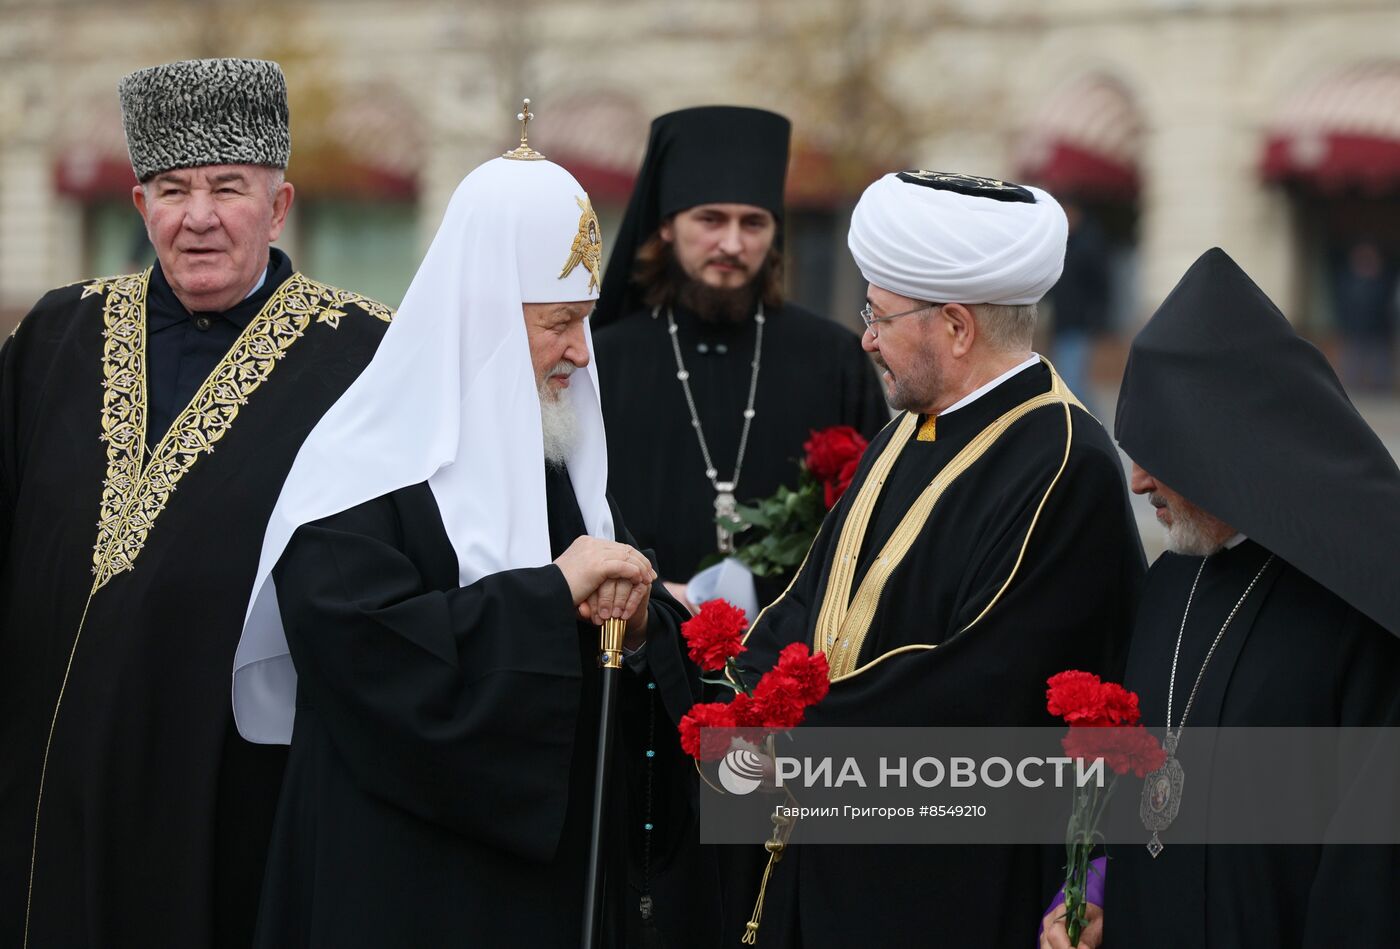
[1223,533,1248,550]
[244,266,268,300]
[938,353,1041,416]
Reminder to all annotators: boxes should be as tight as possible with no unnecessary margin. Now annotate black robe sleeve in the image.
[1301,607,1400,945]
[273,495,584,864]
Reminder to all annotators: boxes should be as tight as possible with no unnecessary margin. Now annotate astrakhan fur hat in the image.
[119,58,290,181]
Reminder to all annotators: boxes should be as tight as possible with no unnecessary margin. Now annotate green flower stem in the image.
[1063,775,1118,945]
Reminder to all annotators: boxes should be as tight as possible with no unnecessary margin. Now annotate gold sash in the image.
[816,365,1083,679]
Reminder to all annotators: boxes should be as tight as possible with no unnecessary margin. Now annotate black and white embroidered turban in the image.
[848,170,1068,306]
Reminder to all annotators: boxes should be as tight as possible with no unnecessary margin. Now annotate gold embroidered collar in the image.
[84,269,391,593]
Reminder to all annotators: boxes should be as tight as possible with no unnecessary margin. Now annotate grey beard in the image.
[1164,513,1231,557]
[539,386,579,466]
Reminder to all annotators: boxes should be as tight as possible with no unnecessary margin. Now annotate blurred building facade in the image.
[2,0,1399,377]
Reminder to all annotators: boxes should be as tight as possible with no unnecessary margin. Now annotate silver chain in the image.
[1166,552,1275,739]
[662,303,765,493]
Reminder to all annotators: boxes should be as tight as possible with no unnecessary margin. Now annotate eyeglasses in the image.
[859,301,941,337]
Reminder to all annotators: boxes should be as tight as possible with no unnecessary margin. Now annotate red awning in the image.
[785,141,899,210]
[1261,63,1400,193]
[531,93,648,206]
[55,151,136,199]
[53,100,134,199]
[52,88,421,200]
[294,93,420,199]
[1015,75,1142,201]
[536,94,893,210]
[544,157,636,205]
[550,141,888,211]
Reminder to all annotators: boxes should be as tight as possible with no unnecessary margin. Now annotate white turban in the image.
[848,171,1068,306]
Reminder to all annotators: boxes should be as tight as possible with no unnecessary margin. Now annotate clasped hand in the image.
[1039,903,1102,949]
[553,536,655,644]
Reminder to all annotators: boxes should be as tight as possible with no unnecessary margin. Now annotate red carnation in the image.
[679,702,739,761]
[678,639,832,761]
[1062,725,1167,778]
[1046,670,1141,727]
[681,599,749,672]
[804,426,868,482]
[821,457,860,509]
[728,692,766,730]
[1091,682,1141,726]
[752,671,809,729]
[1048,670,1155,946]
[772,642,831,706]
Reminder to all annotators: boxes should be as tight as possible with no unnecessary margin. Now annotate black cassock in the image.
[255,466,707,948]
[0,258,390,947]
[1106,541,1400,948]
[595,304,887,945]
[733,363,1146,947]
[593,303,888,594]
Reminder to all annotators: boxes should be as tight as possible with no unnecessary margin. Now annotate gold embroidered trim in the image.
[811,412,918,661]
[89,270,153,591]
[25,273,392,946]
[816,362,1084,679]
[729,367,1083,949]
[826,397,1077,685]
[739,410,906,653]
[825,390,1066,676]
[89,272,392,592]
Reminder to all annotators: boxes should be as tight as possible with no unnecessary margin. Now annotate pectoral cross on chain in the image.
[714,482,738,554]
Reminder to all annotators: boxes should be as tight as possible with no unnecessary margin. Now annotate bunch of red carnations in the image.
[1046,670,1166,945]
[715,425,869,578]
[677,599,830,762]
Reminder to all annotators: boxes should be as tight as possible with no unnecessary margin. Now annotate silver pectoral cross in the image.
[714,482,737,554]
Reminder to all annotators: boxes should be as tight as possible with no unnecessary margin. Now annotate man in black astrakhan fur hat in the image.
[0,58,391,948]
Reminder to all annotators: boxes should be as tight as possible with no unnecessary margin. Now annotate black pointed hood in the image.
[1116,247,1400,636]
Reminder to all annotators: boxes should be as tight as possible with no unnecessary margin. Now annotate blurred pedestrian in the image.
[1046,201,1112,413]
[1331,239,1396,392]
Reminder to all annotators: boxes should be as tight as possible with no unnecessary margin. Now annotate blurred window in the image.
[300,200,418,308]
[86,200,152,276]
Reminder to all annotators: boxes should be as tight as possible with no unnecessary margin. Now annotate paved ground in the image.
[1085,384,1400,561]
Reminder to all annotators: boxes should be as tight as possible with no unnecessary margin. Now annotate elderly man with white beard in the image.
[1040,248,1400,949]
[230,127,701,947]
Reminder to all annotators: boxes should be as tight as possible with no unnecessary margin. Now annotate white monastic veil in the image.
[233,157,613,744]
